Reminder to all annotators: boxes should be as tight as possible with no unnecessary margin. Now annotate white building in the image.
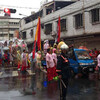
[0,17,20,40]
[19,0,100,49]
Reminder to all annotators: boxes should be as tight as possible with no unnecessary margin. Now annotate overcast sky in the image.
[0,0,72,18]
[0,0,43,18]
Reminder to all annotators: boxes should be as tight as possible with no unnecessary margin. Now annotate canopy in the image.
[79,46,88,51]
[3,47,9,50]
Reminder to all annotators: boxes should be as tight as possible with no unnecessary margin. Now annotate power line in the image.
[0,1,99,10]
[0,5,39,10]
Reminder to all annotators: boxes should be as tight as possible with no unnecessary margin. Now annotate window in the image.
[75,13,83,29]
[22,32,26,39]
[0,34,8,37]
[3,29,9,32]
[60,19,66,32]
[46,8,53,15]
[9,28,19,31]
[91,8,100,23]
[75,50,91,60]
[30,29,33,37]
[45,23,52,35]
[0,21,8,26]
[9,34,13,37]
[9,22,19,26]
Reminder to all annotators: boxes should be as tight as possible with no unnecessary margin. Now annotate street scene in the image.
[0,0,100,100]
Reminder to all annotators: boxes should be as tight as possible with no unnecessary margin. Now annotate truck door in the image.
[68,49,79,73]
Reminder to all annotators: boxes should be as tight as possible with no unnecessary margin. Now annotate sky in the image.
[0,0,45,18]
[0,0,72,18]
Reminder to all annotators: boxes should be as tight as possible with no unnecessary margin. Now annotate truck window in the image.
[75,50,91,60]
[68,49,76,60]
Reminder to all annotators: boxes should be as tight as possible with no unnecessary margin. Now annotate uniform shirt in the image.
[57,52,70,79]
[97,54,100,67]
[46,53,54,68]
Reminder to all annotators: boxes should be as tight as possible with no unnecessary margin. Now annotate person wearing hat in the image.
[56,44,71,100]
[43,40,49,55]
[46,48,55,81]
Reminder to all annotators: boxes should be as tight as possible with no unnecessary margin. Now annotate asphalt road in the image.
[0,67,100,100]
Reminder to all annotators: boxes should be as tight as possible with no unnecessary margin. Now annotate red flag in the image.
[37,17,41,51]
[32,40,36,59]
[57,16,61,43]
[32,18,39,59]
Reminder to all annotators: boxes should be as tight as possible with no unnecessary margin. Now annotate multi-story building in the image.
[19,0,100,49]
[0,17,20,40]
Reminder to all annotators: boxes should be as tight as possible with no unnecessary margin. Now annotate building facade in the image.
[19,0,100,49]
[0,17,20,40]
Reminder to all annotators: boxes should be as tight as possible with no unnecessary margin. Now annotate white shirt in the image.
[97,54,100,67]
[46,53,54,68]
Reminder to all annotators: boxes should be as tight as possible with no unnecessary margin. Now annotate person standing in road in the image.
[29,51,37,73]
[56,44,70,100]
[36,51,42,69]
[17,50,22,71]
[43,40,49,55]
[52,48,57,67]
[21,50,27,74]
[46,48,56,81]
[97,53,100,79]
[52,48,58,77]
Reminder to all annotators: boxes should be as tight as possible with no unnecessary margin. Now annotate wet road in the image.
[0,67,100,100]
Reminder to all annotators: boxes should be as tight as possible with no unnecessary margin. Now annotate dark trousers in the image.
[59,79,68,100]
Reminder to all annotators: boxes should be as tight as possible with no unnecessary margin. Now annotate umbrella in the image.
[79,46,88,51]
[3,47,9,50]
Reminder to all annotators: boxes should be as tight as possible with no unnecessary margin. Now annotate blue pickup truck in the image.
[68,48,96,75]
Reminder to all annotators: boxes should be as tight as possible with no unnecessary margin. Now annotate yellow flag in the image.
[35,21,39,41]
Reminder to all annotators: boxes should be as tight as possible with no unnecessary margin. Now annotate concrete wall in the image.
[19,0,100,48]
[0,18,20,40]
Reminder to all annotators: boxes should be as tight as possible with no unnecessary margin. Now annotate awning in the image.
[45,1,54,7]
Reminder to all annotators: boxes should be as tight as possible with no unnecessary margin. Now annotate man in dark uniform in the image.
[56,44,70,100]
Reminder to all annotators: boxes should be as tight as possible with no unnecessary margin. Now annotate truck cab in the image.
[68,48,95,75]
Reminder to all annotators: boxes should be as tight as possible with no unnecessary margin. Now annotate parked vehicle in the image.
[68,48,96,76]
